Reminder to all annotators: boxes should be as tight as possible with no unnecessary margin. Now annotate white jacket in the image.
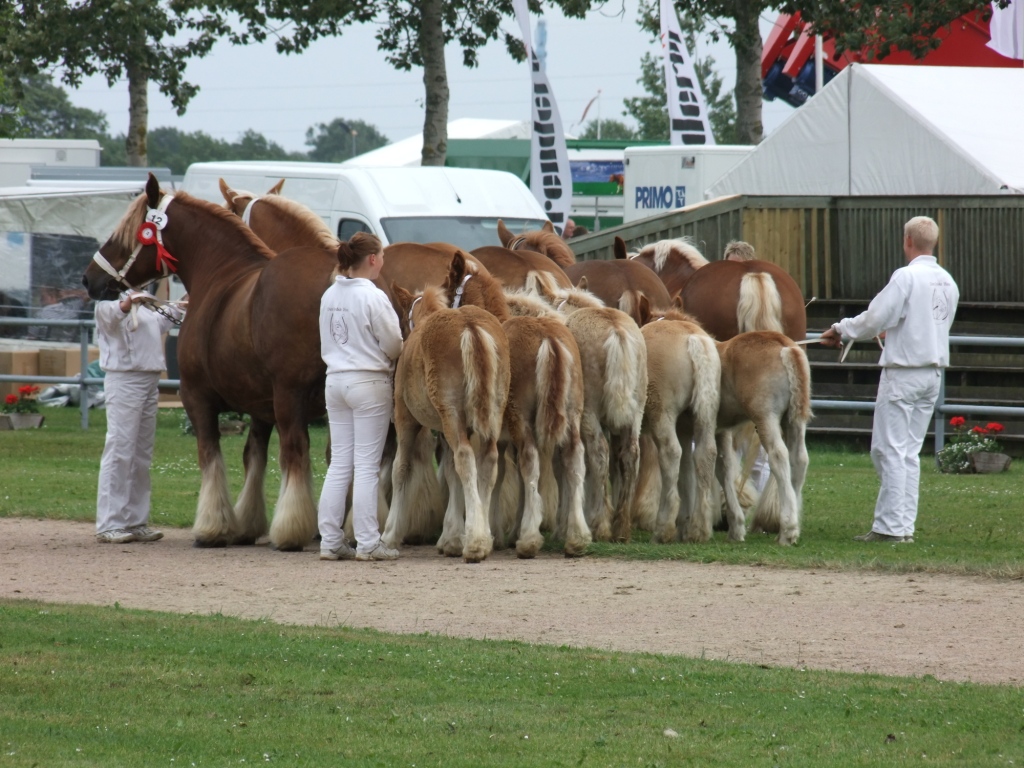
[320,276,403,375]
[95,299,180,373]
[834,255,959,368]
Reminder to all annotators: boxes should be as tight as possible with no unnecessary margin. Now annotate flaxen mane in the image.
[256,194,339,252]
[634,239,708,274]
[111,194,154,253]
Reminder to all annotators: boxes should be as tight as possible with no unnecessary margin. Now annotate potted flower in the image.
[1,385,45,430]
[936,417,1010,474]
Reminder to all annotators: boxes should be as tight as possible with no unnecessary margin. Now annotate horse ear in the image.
[145,173,161,208]
[218,178,235,205]
[636,293,652,326]
[672,292,684,310]
[267,179,285,195]
[575,276,588,291]
[614,236,628,260]
[392,283,413,312]
[497,219,512,246]
[542,220,555,234]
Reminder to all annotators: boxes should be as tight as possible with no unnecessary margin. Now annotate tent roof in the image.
[342,118,530,169]
[0,185,142,240]
[708,64,1024,198]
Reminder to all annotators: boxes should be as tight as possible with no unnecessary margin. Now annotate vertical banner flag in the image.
[986,0,1023,60]
[513,0,572,234]
[659,0,715,145]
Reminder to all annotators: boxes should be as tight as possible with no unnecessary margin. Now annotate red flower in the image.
[971,426,988,434]
[17,384,37,396]
[986,423,1004,433]
[5,394,17,406]
[949,416,966,428]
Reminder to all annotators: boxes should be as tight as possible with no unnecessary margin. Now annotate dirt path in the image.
[2,518,1021,686]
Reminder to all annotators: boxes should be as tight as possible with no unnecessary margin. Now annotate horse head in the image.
[82,173,176,300]
[443,251,508,321]
[392,283,449,338]
[498,218,576,269]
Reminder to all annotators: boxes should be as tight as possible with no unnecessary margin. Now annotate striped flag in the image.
[660,0,715,145]
[513,0,572,235]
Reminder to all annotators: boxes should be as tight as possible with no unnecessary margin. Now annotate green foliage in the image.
[2,600,1023,766]
[4,73,109,140]
[2,385,40,414]
[305,117,390,162]
[577,118,637,141]
[2,412,1023,577]
[0,71,21,138]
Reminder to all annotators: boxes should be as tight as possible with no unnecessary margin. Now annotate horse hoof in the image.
[232,536,257,546]
[271,543,306,552]
[193,537,228,549]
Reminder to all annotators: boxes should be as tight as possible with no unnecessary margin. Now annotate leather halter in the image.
[407,296,423,332]
[507,235,528,251]
[451,273,473,309]
[91,194,175,291]
[241,196,260,226]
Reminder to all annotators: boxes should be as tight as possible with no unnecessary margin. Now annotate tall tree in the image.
[209,0,599,166]
[306,118,390,162]
[0,0,228,165]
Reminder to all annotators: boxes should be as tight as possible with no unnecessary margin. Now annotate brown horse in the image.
[83,174,333,552]
[468,245,572,293]
[439,253,590,558]
[497,218,576,269]
[562,240,672,326]
[382,284,510,563]
[630,238,807,341]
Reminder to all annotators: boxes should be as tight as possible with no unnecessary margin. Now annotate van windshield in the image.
[380,217,549,251]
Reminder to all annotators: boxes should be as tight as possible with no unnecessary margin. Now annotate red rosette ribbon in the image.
[136,222,178,273]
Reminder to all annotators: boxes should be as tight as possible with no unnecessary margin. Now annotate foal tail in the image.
[535,337,573,449]
[737,272,784,334]
[461,324,506,441]
[781,343,813,427]
[602,321,646,429]
[688,333,721,434]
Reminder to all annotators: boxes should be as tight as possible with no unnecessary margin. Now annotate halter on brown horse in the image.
[630,238,807,341]
[83,174,334,552]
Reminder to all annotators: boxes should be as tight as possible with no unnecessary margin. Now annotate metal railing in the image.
[808,333,1024,456]
[0,317,179,429]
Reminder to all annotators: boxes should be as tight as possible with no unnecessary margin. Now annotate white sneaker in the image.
[128,524,164,542]
[96,528,136,544]
[355,541,400,561]
[320,541,356,561]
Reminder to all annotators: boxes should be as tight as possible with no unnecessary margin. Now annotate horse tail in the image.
[737,272,784,334]
[688,333,721,436]
[536,337,571,449]
[781,343,813,426]
[602,321,646,429]
[461,323,504,440]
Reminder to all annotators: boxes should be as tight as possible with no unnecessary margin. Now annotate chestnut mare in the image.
[630,238,807,341]
[497,218,576,269]
[83,175,333,552]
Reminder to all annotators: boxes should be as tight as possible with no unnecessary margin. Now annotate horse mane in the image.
[257,194,339,252]
[526,232,576,268]
[419,285,450,313]
[634,238,707,273]
[175,191,277,259]
[554,285,604,311]
[504,289,560,319]
[111,194,153,253]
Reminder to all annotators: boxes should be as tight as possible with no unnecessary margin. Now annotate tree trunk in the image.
[418,0,448,167]
[125,59,149,167]
[732,0,764,145]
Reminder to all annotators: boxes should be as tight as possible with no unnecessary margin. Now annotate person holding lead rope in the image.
[94,288,186,543]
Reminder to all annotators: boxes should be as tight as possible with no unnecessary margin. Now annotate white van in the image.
[180,161,550,250]
[623,145,754,223]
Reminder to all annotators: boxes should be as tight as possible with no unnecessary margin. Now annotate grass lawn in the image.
[1,407,1022,577]
[2,600,1023,768]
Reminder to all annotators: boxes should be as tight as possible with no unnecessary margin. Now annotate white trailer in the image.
[0,139,102,188]
[623,145,753,223]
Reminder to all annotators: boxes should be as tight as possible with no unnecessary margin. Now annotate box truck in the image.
[623,145,754,223]
[180,161,550,250]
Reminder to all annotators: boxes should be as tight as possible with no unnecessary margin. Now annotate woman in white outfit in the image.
[95,290,185,543]
[318,233,404,561]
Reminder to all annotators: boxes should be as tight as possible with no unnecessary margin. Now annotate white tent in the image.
[341,118,530,169]
[0,184,143,240]
[708,64,1024,197]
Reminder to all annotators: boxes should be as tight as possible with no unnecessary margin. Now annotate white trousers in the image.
[96,371,160,533]
[869,367,941,537]
[318,373,392,554]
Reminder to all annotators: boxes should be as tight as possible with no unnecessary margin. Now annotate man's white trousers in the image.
[869,367,941,538]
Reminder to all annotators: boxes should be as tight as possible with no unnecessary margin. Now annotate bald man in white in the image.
[820,216,958,544]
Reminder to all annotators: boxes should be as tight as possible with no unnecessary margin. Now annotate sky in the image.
[62,1,796,154]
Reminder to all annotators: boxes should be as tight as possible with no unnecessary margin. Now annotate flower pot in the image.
[1,413,45,430]
[969,451,1011,474]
